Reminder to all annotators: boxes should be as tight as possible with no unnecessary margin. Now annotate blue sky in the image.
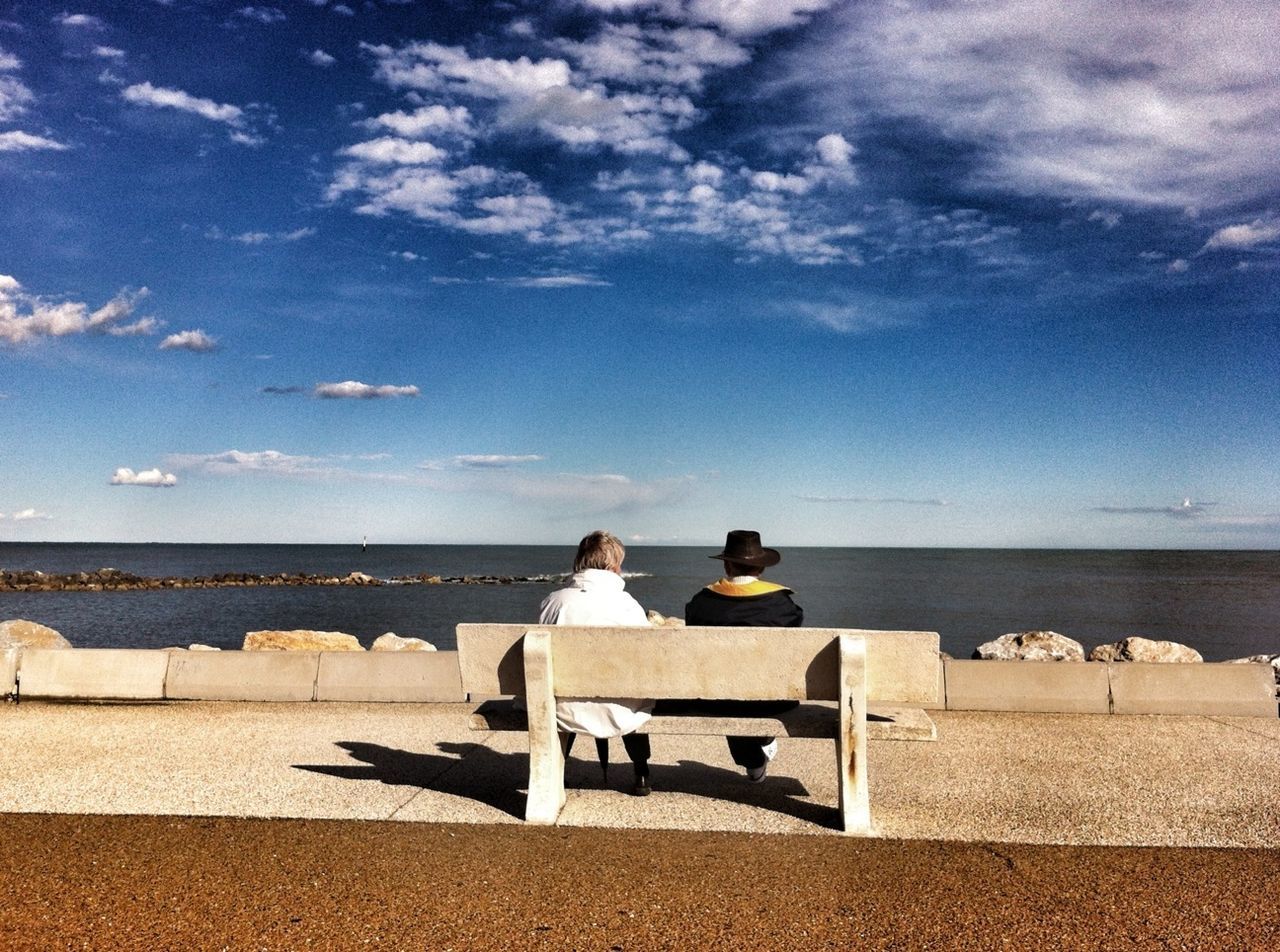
[1,0,1277,547]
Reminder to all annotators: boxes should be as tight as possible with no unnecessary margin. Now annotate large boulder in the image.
[1089,636,1202,663]
[370,632,436,651]
[972,630,1084,661]
[0,619,72,650]
[243,630,363,651]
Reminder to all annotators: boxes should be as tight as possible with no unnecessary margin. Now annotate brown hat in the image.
[710,529,780,568]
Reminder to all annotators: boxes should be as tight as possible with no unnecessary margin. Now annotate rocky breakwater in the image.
[0,568,555,592]
[973,630,1084,661]
[1088,636,1203,663]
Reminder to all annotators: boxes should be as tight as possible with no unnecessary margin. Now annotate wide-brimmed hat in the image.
[710,529,780,568]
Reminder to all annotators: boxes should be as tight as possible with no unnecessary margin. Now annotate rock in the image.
[371,632,436,652]
[1089,637,1203,663]
[342,572,381,586]
[972,630,1084,661]
[188,644,221,651]
[646,610,685,628]
[0,619,72,650]
[243,630,364,651]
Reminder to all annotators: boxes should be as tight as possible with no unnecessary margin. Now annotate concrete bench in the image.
[456,624,941,834]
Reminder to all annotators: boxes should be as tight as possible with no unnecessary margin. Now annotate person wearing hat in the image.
[684,529,804,781]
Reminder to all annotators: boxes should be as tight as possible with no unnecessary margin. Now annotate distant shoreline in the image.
[0,568,558,592]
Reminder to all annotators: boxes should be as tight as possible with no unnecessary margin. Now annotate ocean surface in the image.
[1,544,1277,660]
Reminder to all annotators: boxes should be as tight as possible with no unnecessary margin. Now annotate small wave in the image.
[621,571,652,579]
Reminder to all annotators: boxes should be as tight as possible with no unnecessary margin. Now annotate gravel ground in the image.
[2,813,1277,951]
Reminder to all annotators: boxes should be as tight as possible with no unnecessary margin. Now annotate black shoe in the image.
[632,770,651,797]
[746,764,767,783]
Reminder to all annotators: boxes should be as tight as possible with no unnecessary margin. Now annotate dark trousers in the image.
[652,699,797,770]
[561,731,650,770]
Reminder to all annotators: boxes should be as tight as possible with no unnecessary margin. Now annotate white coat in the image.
[537,568,654,738]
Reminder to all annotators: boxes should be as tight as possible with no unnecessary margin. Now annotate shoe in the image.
[632,770,651,797]
[746,764,767,783]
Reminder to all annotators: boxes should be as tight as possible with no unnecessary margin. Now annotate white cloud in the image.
[365,104,473,138]
[449,454,545,469]
[235,6,286,25]
[207,225,316,244]
[573,0,839,38]
[121,82,262,145]
[1167,258,1190,274]
[1092,499,1212,519]
[313,380,419,399]
[1202,220,1280,251]
[11,507,51,521]
[54,13,104,29]
[122,82,241,124]
[339,137,447,165]
[0,73,34,121]
[785,301,909,334]
[0,49,20,71]
[159,329,218,352]
[308,49,335,67]
[165,448,410,484]
[790,0,1280,210]
[167,449,321,476]
[1,277,152,345]
[111,467,178,488]
[92,45,125,59]
[0,130,68,152]
[506,273,611,288]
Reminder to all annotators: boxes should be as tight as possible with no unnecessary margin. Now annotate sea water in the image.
[0,544,1276,660]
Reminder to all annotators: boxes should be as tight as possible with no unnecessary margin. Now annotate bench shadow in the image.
[297,739,840,831]
[640,759,838,830]
[294,741,526,820]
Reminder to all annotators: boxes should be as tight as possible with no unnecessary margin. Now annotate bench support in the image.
[838,634,871,834]
[523,630,565,824]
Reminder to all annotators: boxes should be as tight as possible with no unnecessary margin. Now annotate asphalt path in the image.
[2,813,1276,951]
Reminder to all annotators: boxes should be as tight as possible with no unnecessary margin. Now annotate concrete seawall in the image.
[2,648,1275,717]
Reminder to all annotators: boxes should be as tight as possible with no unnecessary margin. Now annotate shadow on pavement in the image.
[297,739,837,830]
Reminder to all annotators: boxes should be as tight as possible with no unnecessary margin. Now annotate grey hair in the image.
[574,530,625,573]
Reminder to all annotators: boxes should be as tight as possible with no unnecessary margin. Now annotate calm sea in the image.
[1,544,1276,660]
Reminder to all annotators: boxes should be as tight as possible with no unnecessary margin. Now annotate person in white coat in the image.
[538,530,655,795]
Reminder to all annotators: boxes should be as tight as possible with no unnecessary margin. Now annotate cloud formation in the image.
[0,130,68,152]
[111,467,178,487]
[313,380,420,399]
[0,276,155,345]
[121,81,263,146]
[790,0,1280,210]
[159,329,218,352]
[1091,499,1211,519]
[9,508,52,521]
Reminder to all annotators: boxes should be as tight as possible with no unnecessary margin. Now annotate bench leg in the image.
[523,630,565,824]
[837,634,871,835]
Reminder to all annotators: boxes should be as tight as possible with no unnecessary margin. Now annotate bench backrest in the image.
[456,624,940,705]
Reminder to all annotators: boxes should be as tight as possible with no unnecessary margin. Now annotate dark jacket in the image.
[685,579,804,628]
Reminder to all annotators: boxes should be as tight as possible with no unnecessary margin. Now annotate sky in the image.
[1,0,1277,548]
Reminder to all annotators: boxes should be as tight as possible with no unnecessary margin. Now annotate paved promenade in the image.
[2,702,1278,948]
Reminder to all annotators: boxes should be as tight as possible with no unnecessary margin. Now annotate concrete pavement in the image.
[2,701,1277,846]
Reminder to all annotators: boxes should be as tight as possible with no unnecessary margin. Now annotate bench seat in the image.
[469,698,937,741]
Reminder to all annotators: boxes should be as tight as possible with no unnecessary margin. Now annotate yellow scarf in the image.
[706,578,790,597]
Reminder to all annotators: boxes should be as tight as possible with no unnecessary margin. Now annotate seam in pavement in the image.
[386,731,507,820]
[1203,715,1280,743]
